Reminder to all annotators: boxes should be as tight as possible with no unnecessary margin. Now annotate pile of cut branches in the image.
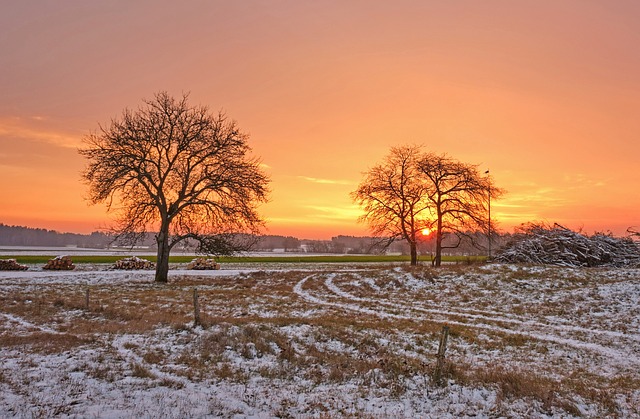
[495,223,640,267]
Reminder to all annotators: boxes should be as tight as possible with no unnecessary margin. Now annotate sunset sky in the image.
[1,1,639,239]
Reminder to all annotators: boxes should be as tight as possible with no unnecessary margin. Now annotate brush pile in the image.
[186,257,220,270]
[113,256,155,270]
[0,259,28,271]
[495,223,640,267]
[43,256,76,270]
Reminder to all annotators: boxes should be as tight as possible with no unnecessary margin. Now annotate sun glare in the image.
[421,228,431,236]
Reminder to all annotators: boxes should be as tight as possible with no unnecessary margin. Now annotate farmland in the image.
[1,254,478,266]
[0,262,638,417]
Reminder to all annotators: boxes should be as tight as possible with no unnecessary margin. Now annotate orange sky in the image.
[1,1,639,239]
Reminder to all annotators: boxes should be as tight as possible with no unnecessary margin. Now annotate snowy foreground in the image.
[0,263,638,418]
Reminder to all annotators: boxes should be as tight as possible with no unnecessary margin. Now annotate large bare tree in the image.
[80,92,270,282]
[351,145,431,265]
[417,153,503,266]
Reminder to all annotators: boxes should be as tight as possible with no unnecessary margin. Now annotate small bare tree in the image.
[417,152,503,266]
[351,145,431,265]
[80,92,270,282]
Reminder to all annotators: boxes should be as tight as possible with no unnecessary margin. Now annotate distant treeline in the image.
[0,225,385,253]
[0,224,112,248]
[0,223,505,255]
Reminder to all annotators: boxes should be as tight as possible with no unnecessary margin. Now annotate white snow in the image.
[0,263,638,417]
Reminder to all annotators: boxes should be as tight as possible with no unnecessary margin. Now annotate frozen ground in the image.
[0,263,638,418]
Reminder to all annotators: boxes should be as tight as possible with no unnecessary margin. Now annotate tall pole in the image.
[488,182,491,260]
[485,170,491,260]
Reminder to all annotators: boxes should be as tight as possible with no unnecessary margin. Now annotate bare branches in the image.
[496,223,640,267]
[416,152,504,266]
[79,92,270,282]
[351,145,431,265]
[352,145,504,266]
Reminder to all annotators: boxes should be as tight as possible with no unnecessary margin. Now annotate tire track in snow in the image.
[111,334,193,387]
[327,275,640,344]
[366,271,640,340]
[293,274,408,320]
[0,312,62,335]
[294,273,640,368]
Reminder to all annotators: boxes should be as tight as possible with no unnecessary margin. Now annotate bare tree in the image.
[417,153,503,266]
[80,92,270,282]
[351,145,431,265]
[352,145,503,266]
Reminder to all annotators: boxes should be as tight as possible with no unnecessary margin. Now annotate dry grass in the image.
[1,265,637,417]
[0,332,92,354]
[130,362,157,379]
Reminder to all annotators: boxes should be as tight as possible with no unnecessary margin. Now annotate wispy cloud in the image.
[493,186,569,225]
[265,205,361,226]
[562,173,607,189]
[298,176,351,185]
[304,204,362,221]
[0,116,81,149]
[498,190,568,208]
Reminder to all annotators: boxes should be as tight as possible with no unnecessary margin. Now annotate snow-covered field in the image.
[0,263,638,418]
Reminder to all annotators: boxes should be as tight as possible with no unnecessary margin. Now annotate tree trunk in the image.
[434,216,443,267]
[155,222,170,283]
[434,236,442,267]
[410,241,418,266]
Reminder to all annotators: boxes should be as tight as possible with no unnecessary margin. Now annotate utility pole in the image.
[485,170,491,260]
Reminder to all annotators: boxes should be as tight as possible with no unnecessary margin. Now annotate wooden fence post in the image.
[435,325,450,386]
[193,288,201,327]
[85,288,90,310]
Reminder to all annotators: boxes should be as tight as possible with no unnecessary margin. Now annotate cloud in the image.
[492,186,570,227]
[298,176,351,185]
[562,173,607,189]
[304,205,362,221]
[266,204,361,226]
[0,116,81,149]
[499,191,568,207]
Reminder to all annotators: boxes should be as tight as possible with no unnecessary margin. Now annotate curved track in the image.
[294,272,640,370]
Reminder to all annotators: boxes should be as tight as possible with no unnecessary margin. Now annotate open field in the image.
[0,263,638,417]
[0,254,480,266]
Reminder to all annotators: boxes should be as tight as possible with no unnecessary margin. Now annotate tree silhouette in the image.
[352,145,502,266]
[351,145,431,265]
[418,152,503,266]
[80,92,270,282]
